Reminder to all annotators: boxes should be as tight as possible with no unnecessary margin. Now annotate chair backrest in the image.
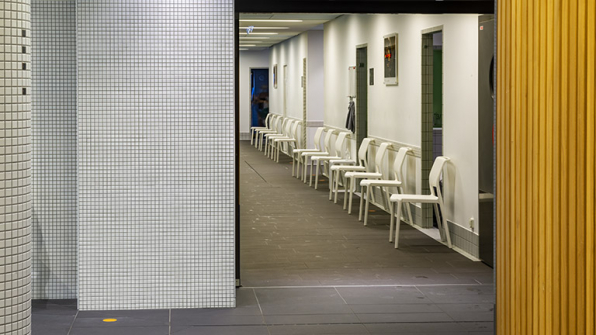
[290,120,300,139]
[264,113,273,128]
[334,132,350,158]
[312,127,325,150]
[323,129,335,153]
[392,147,413,182]
[373,143,391,173]
[268,114,278,130]
[357,138,374,168]
[273,116,284,132]
[283,119,294,136]
[288,121,301,150]
[429,156,450,201]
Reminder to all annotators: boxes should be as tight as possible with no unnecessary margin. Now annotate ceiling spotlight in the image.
[239,27,290,30]
[240,19,303,23]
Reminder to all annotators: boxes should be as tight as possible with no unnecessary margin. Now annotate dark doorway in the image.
[355,45,368,147]
[250,68,269,127]
[421,26,443,228]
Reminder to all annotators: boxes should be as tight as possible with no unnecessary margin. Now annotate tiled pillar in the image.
[0,0,33,334]
[76,0,235,310]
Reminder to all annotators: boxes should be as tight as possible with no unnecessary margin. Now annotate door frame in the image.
[420,25,444,228]
[248,67,270,128]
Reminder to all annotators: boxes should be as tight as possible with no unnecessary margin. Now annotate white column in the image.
[0,0,33,334]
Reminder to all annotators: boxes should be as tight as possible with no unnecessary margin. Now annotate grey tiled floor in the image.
[31,141,494,334]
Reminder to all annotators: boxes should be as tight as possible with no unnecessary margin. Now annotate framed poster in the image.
[383,33,398,85]
[273,64,278,89]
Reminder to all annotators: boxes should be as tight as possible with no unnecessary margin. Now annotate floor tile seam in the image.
[252,288,266,321]
[65,310,79,335]
[244,160,270,184]
[244,283,492,289]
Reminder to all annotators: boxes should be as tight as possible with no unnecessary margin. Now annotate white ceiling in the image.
[239,13,341,51]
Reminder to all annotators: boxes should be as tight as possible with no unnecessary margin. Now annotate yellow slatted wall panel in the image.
[497,0,596,334]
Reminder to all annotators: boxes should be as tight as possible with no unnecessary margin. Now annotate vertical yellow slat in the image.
[538,0,548,332]
[532,1,542,334]
[560,0,570,332]
[513,0,522,332]
[519,0,529,333]
[526,1,536,333]
[575,0,587,333]
[586,0,596,332]
[496,1,505,332]
[507,0,515,331]
[552,0,562,332]
[566,0,583,334]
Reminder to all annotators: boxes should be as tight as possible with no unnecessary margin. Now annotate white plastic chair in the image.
[360,147,414,229]
[329,138,375,203]
[262,117,291,156]
[301,129,336,183]
[255,115,281,151]
[389,156,452,249]
[291,127,325,178]
[344,142,391,215]
[272,120,300,162]
[264,119,293,158]
[250,113,273,145]
[310,132,350,188]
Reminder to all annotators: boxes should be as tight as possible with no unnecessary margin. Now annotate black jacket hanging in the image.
[345,100,355,132]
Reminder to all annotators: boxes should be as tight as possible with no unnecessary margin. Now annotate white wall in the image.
[269,32,308,120]
[324,14,479,235]
[239,50,270,138]
[307,30,325,148]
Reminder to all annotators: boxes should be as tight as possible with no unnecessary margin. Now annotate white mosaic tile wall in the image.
[76,0,236,310]
[31,0,77,300]
[0,0,33,333]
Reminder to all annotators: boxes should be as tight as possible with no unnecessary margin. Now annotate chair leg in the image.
[276,143,281,162]
[363,186,372,225]
[405,203,414,226]
[335,171,341,204]
[389,200,395,242]
[292,155,296,176]
[308,160,314,185]
[439,203,452,248]
[348,177,354,214]
[343,176,349,210]
[314,162,319,189]
[303,157,308,182]
[250,129,254,145]
[328,169,334,200]
[358,185,365,221]
[394,201,403,248]
[433,204,445,241]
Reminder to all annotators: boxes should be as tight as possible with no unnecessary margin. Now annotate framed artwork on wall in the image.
[273,64,278,89]
[383,33,398,85]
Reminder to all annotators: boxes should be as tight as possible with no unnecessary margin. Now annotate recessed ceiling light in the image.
[240,37,271,39]
[239,27,290,30]
[239,44,257,47]
[239,48,249,51]
[239,32,279,35]
[240,19,303,23]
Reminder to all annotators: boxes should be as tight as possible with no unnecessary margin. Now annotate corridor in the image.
[31,142,494,335]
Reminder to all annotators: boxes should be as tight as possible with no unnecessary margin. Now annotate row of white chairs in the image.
[250,114,304,165]
[285,127,453,249]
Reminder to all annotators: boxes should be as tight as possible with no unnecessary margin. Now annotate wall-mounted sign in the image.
[369,68,374,85]
[383,33,398,85]
[273,64,278,89]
